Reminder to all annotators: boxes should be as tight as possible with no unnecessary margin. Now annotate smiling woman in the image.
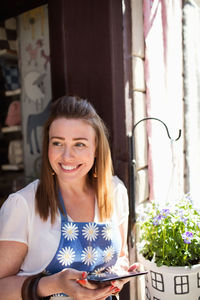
[0,95,138,300]
[48,118,96,188]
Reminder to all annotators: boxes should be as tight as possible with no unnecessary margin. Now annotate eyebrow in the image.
[50,136,88,141]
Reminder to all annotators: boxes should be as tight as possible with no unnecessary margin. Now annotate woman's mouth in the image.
[60,164,81,171]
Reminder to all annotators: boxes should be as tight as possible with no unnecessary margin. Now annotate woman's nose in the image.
[62,146,74,158]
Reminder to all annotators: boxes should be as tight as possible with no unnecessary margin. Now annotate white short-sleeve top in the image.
[0,176,129,276]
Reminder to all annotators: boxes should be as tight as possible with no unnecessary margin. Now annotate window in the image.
[145,286,151,300]
[150,271,164,292]
[197,272,200,288]
[174,275,189,294]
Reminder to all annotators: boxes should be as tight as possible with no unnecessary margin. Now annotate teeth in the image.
[61,164,78,171]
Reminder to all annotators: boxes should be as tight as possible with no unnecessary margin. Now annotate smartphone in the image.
[87,270,148,287]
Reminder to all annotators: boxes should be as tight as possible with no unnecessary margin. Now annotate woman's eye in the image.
[52,141,62,146]
[75,142,85,147]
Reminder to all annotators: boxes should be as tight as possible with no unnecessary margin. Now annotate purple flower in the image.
[178,210,188,224]
[180,216,188,225]
[153,215,162,226]
[182,231,194,244]
[160,209,170,218]
[178,209,184,216]
[184,193,192,203]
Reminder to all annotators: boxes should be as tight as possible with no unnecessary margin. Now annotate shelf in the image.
[1,164,24,171]
[5,88,21,97]
[0,49,18,61]
[1,125,21,133]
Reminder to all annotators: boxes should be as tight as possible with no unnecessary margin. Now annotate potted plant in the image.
[136,194,200,299]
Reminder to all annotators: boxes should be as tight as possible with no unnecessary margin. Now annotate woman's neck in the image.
[58,177,96,222]
[58,175,90,195]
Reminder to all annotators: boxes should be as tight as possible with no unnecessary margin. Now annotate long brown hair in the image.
[36,96,114,223]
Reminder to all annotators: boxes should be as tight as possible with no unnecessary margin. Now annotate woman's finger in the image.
[128,262,140,271]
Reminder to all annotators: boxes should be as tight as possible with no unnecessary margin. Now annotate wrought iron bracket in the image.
[128,117,181,228]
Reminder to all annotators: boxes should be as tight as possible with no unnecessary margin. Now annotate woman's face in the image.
[48,118,96,185]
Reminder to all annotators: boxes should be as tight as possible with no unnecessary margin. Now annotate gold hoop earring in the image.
[50,167,55,176]
[93,161,98,178]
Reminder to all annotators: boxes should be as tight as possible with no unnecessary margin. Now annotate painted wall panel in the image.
[18,4,51,180]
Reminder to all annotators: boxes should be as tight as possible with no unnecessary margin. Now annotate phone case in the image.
[87,270,148,284]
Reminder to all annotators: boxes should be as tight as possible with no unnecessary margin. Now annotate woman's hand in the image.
[41,268,117,300]
[104,262,141,296]
[38,264,140,299]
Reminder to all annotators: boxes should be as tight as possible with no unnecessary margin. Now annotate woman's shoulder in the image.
[2,179,39,210]
[112,175,128,204]
[16,179,39,197]
[0,180,40,235]
[111,176,129,221]
[112,175,127,192]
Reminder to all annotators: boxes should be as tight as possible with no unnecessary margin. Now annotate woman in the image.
[0,96,137,299]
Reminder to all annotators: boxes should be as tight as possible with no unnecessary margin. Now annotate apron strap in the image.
[58,190,68,220]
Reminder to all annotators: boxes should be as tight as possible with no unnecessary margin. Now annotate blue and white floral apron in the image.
[44,192,122,299]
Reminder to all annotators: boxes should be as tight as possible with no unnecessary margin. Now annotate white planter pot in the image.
[138,254,200,300]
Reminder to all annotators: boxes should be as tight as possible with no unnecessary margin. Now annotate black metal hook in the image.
[128,117,181,240]
[132,117,181,141]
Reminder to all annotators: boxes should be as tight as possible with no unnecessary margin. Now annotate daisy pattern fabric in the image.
[45,192,121,297]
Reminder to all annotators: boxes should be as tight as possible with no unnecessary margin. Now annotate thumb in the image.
[62,268,88,280]
[128,262,140,271]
